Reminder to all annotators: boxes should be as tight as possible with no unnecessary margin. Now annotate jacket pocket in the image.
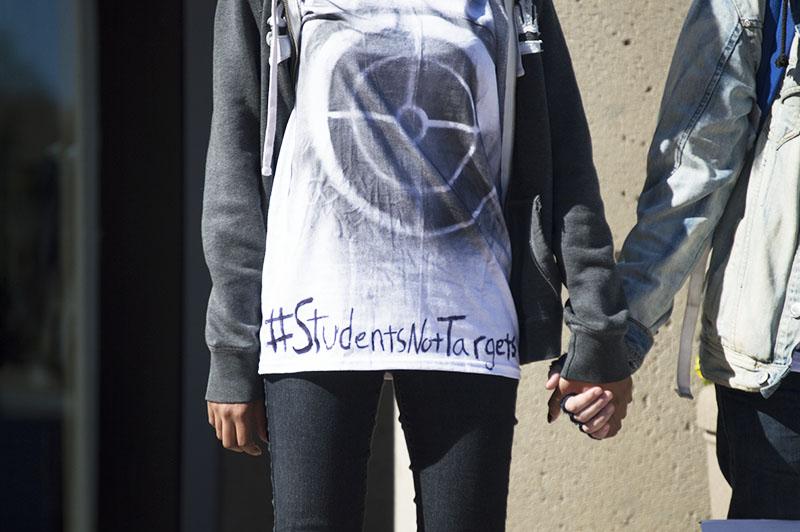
[529,194,561,298]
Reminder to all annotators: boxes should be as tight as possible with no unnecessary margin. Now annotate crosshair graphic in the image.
[303,11,503,238]
[327,55,481,195]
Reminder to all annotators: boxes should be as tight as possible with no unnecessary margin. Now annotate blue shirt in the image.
[756,0,796,119]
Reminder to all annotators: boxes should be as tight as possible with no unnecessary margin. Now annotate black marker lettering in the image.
[408,319,428,353]
[370,328,385,351]
[396,327,407,351]
[355,331,368,349]
[264,307,294,352]
[308,307,328,353]
[506,334,518,359]
[384,325,398,352]
[339,308,354,350]
[437,315,466,356]
[472,335,486,360]
[293,297,314,354]
[431,332,444,353]
[453,337,468,356]
[495,338,505,358]
[485,337,497,370]
[322,324,339,350]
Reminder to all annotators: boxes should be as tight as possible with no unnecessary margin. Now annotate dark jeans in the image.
[715,372,800,519]
[263,370,518,532]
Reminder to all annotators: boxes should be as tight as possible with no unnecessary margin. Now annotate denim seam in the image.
[700,332,789,374]
[775,88,800,149]
[565,322,626,338]
[731,124,779,345]
[264,379,278,530]
[673,22,744,168]
[727,0,761,27]
[774,219,800,365]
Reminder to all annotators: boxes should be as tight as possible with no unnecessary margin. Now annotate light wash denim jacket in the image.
[619,0,800,397]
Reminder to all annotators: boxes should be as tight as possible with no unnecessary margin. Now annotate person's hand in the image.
[207,400,268,456]
[545,362,633,440]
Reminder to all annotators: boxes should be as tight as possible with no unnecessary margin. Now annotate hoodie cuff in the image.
[205,348,263,403]
[559,329,633,383]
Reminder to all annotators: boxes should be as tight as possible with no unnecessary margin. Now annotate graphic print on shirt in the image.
[259,0,521,378]
[305,6,510,263]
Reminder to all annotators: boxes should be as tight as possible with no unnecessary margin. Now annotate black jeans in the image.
[263,370,518,531]
[715,372,800,519]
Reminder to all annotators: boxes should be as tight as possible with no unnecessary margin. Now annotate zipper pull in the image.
[516,0,542,55]
[266,1,292,66]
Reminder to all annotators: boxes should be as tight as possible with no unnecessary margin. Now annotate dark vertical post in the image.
[97,2,184,530]
[181,0,221,531]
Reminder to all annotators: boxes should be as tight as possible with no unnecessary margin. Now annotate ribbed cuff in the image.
[205,347,263,403]
[560,329,633,383]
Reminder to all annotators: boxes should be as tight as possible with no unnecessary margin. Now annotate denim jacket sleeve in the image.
[539,0,637,383]
[202,0,267,403]
[617,0,761,368]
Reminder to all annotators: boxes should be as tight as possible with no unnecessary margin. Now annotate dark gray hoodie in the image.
[203,0,641,403]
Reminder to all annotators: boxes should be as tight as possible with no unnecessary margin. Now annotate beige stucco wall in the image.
[506,0,711,530]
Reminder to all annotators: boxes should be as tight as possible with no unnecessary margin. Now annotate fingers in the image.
[547,389,563,423]
[570,390,613,424]
[590,411,624,440]
[207,401,266,456]
[545,376,633,441]
[589,423,612,440]
[235,417,262,456]
[607,377,633,421]
[222,419,242,452]
[545,371,560,391]
[563,387,605,415]
[579,402,615,434]
[547,379,601,424]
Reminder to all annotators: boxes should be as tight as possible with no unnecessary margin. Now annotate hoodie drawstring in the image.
[776,0,791,67]
[262,0,288,176]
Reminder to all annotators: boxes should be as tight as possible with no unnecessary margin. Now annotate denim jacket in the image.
[619,0,800,397]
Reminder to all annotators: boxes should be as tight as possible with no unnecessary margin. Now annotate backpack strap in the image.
[262,0,294,176]
[282,0,302,62]
[675,245,710,399]
[501,0,521,204]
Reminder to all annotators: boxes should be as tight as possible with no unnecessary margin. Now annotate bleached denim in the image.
[619,0,800,395]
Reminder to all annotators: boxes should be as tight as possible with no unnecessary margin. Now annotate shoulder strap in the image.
[501,0,519,204]
[282,0,302,54]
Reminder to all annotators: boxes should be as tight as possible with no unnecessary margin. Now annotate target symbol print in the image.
[305,13,501,238]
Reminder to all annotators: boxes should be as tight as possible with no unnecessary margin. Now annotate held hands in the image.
[545,359,633,440]
[207,401,269,456]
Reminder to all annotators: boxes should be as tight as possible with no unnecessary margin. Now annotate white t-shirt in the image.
[257,0,520,379]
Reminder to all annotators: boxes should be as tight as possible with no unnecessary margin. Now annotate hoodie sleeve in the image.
[202,0,266,403]
[538,0,637,383]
